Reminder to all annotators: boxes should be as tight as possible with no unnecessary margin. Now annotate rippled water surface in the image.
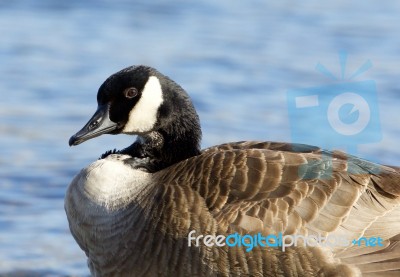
[1,1,399,276]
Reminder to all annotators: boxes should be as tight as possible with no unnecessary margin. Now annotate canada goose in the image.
[66,65,400,277]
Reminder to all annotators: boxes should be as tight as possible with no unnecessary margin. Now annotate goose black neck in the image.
[119,120,201,172]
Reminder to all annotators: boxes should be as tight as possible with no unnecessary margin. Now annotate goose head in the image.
[69,65,202,169]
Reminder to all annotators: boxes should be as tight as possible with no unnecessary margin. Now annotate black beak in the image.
[69,104,118,146]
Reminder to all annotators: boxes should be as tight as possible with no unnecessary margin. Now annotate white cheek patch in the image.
[122,76,164,134]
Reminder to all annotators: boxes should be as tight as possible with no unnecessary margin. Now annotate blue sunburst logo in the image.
[287,51,382,175]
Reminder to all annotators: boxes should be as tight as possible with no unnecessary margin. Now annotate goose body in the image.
[66,66,400,276]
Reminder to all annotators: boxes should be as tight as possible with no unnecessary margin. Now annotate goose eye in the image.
[124,88,138,99]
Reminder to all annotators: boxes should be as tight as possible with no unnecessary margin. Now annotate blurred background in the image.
[1,0,399,276]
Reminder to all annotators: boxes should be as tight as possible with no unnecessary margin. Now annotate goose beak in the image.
[69,104,118,146]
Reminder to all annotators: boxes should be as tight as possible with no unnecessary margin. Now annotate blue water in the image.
[1,1,399,276]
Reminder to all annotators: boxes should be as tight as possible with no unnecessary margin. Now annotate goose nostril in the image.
[89,121,99,130]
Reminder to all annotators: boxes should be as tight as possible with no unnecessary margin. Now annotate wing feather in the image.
[157,141,400,275]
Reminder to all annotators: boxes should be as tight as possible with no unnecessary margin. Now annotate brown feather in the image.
[66,141,400,276]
